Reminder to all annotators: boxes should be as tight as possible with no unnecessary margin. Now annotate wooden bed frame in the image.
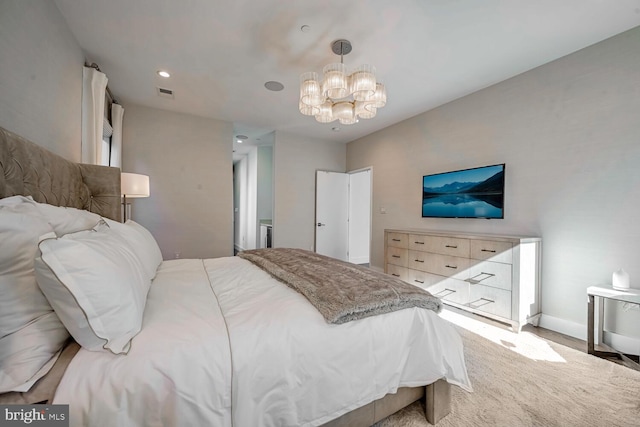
[0,125,452,425]
[322,381,451,426]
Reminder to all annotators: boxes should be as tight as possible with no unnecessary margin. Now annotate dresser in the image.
[384,229,541,331]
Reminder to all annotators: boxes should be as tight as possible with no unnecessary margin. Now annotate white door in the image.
[315,171,349,261]
[348,169,371,264]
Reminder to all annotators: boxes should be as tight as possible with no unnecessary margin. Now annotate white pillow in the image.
[34,200,101,236]
[2,195,101,236]
[0,313,68,393]
[35,224,148,354]
[102,218,163,282]
[0,197,69,393]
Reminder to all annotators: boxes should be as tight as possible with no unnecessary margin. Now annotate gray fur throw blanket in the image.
[238,248,442,324]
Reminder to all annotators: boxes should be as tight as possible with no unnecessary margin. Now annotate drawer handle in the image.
[391,273,400,277]
[445,245,458,249]
[414,241,425,245]
[434,288,456,297]
[392,238,401,242]
[467,272,496,285]
[469,297,495,309]
[392,255,401,258]
[445,264,458,269]
[481,249,497,253]
[414,279,424,284]
[414,259,425,263]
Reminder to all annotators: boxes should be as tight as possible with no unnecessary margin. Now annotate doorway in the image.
[315,168,372,264]
[233,141,274,253]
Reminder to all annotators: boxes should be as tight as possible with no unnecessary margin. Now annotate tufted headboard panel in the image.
[0,126,121,221]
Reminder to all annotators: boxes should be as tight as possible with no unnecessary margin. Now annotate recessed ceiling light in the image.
[300,25,311,33]
[157,70,170,78]
[264,81,284,91]
[236,135,248,144]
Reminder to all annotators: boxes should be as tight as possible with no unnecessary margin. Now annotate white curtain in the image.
[81,66,108,164]
[110,103,125,168]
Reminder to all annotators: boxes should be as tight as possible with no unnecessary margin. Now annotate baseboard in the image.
[539,314,640,355]
[539,314,586,341]
[234,244,245,253]
[349,256,370,265]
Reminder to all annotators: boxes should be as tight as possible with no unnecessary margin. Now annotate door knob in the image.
[317,222,326,227]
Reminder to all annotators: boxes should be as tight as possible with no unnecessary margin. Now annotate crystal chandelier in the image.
[299,39,387,125]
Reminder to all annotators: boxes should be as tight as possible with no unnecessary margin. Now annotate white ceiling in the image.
[54,0,640,157]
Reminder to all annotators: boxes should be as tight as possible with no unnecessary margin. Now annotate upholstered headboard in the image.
[0,126,121,221]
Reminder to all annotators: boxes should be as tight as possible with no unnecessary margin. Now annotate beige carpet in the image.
[376,315,640,427]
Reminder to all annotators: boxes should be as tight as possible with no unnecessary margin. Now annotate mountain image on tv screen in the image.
[422,164,505,218]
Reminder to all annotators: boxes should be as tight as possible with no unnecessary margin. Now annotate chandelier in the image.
[299,39,387,125]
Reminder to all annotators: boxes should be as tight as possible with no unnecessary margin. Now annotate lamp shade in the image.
[121,173,150,198]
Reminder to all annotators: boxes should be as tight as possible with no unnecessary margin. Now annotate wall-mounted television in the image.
[422,164,505,219]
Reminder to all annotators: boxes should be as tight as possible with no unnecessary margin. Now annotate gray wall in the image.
[347,27,640,343]
[0,0,84,161]
[122,104,233,259]
[273,132,346,250]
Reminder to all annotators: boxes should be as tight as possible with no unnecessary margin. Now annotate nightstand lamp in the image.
[121,172,150,222]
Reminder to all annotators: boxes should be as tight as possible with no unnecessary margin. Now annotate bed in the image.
[0,126,471,426]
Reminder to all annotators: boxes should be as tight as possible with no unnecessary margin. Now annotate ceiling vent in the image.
[156,87,174,99]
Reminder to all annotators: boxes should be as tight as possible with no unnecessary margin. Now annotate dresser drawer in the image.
[467,260,512,291]
[386,247,408,267]
[408,234,430,251]
[469,284,511,318]
[416,272,470,305]
[386,264,408,282]
[387,232,409,249]
[408,250,429,272]
[407,268,447,287]
[425,253,469,280]
[470,239,513,263]
[423,236,470,257]
[407,268,435,289]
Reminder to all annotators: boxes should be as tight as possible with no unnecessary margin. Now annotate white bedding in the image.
[53,257,471,427]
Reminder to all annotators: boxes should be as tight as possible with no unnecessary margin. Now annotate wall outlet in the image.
[174,252,181,259]
[380,207,387,214]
